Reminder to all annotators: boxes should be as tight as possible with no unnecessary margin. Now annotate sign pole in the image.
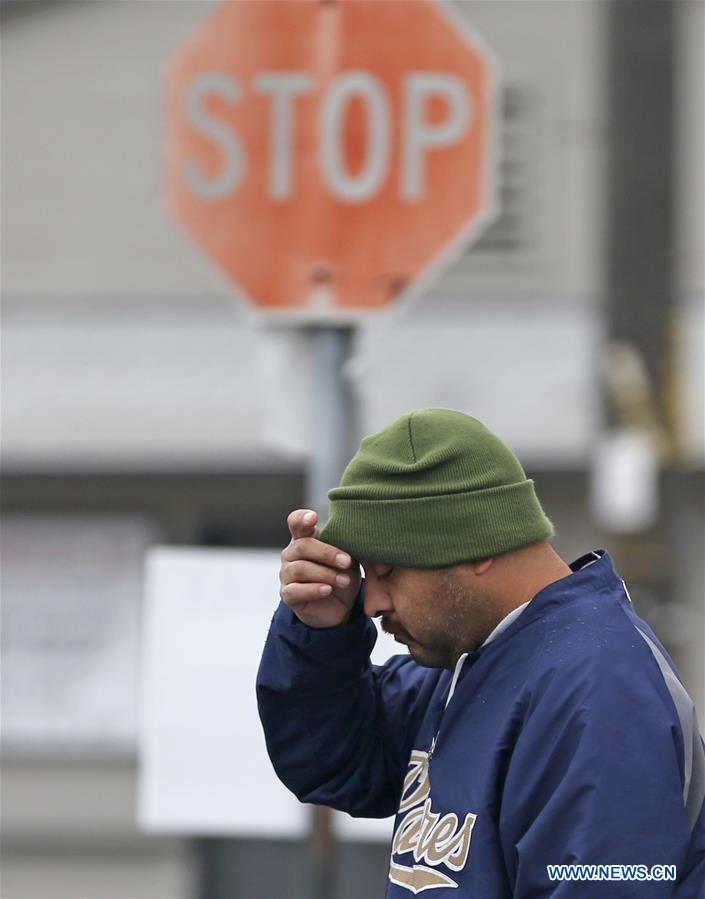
[307,326,358,515]
[306,323,359,899]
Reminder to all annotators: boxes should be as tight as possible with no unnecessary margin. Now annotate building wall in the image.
[1,759,195,899]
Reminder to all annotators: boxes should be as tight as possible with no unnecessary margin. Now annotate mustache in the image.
[380,617,410,640]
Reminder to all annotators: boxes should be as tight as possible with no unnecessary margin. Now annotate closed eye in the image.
[360,563,394,581]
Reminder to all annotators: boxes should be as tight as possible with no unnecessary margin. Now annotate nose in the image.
[363,577,394,619]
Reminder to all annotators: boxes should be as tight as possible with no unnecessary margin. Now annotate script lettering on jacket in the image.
[389,750,477,893]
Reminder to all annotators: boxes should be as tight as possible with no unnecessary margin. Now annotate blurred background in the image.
[1,1,703,897]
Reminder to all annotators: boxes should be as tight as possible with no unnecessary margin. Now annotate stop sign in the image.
[167,0,497,315]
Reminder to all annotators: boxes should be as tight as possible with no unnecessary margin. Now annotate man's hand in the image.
[280,509,361,628]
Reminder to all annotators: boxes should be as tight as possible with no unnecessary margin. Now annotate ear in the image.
[471,557,494,576]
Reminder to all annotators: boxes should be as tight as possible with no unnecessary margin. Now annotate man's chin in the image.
[384,628,448,669]
[406,642,447,669]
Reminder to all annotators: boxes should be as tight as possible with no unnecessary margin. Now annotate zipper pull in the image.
[428,735,437,762]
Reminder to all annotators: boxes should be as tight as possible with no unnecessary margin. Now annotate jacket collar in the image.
[472,549,619,658]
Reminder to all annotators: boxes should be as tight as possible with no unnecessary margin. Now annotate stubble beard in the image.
[386,570,491,670]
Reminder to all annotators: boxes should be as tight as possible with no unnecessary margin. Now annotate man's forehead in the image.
[359,560,397,573]
[359,560,441,576]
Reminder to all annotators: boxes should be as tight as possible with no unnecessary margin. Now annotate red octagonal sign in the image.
[167,0,497,317]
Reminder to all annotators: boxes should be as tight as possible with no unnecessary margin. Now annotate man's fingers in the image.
[287,508,319,540]
[282,559,354,590]
[282,536,352,571]
[281,581,334,604]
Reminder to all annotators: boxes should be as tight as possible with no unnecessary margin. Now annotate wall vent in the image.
[471,83,537,258]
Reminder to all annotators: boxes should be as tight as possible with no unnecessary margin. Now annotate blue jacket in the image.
[257,551,705,897]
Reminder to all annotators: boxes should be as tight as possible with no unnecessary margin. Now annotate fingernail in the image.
[336,574,350,587]
[303,512,315,524]
[336,554,351,568]
[319,584,332,595]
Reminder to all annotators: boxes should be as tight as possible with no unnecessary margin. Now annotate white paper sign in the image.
[590,429,659,532]
[2,515,160,755]
[138,547,405,840]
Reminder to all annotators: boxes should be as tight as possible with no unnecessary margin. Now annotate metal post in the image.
[305,324,359,899]
[606,0,676,387]
[602,0,683,664]
[307,326,359,517]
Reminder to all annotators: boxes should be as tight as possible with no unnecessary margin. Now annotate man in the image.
[257,408,704,897]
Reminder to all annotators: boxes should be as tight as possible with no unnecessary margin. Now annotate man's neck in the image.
[496,544,573,620]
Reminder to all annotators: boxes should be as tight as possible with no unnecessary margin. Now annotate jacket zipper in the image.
[428,651,469,765]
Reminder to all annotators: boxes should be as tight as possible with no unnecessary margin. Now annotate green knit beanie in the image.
[319,408,554,568]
